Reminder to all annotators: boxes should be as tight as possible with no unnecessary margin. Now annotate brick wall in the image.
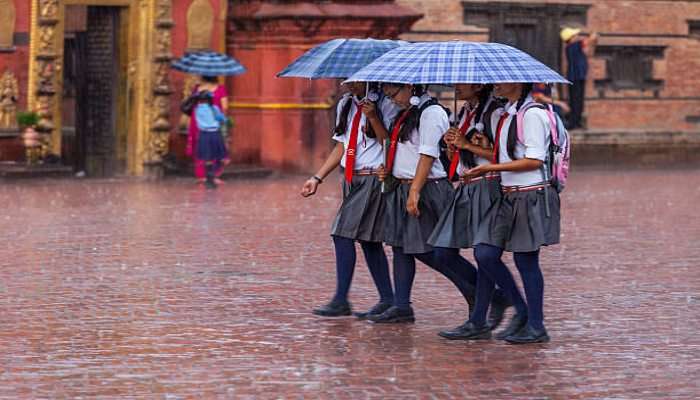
[396,0,700,136]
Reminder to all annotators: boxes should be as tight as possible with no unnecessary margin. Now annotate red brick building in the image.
[1,0,698,177]
[397,0,700,163]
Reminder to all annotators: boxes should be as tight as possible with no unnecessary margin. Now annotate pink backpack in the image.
[515,103,570,192]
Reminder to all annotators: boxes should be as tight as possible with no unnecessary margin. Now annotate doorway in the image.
[61,5,127,177]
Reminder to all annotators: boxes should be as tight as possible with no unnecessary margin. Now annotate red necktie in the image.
[344,101,363,183]
[448,108,476,180]
[385,108,413,173]
[492,112,510,164]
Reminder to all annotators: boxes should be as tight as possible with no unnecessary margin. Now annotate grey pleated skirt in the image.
[428,178,502,249]
[474,187,561,253]
[330,174,385,243]
[383,179,454,254]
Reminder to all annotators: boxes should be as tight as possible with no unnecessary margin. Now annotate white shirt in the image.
[391,95,449,180]
[333,94,399,170]
[453,101,494,176]
[493,96,551,187]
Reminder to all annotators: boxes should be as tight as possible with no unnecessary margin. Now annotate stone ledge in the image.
[572,129,700,145]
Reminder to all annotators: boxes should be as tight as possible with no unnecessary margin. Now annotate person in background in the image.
[187,75,230,185]
[532,83,570,120]
[561,27,598,130]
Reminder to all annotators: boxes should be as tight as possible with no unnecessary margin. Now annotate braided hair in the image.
[506,83,534,160]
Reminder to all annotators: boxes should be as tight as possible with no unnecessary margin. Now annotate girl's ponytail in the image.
[333,95,354,137]
[507,83,533,160]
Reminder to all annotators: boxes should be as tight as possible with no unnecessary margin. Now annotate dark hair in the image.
[333,95,354,137]
[333,82,384,139]
[461,84,494,168]
[396,84,427,142]
[201,75,218,83]
[506,83,534,160]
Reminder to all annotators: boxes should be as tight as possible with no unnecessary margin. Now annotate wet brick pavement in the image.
[0,169,698,399]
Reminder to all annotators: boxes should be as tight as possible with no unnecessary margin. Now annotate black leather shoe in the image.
[354,302,392,320]
[494,314,528,340]
[438,321,492,340]
[487,298,512,331]
[312,301,352,317]
[504,325,550,344]
[367,306,415,323]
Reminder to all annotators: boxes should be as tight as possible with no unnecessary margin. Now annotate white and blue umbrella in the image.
[345,41,569,84]
[172,51,246,77]
[277,38,406,79]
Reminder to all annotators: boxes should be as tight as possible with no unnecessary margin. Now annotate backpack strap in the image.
[515,102,559,148]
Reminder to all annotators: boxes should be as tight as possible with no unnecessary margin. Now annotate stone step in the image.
[0,162,74,179]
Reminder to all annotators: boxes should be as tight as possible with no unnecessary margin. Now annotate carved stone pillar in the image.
[144,0,174,176]
[33,0,61,158]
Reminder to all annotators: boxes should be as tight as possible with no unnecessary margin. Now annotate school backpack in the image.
[515,102,571,192]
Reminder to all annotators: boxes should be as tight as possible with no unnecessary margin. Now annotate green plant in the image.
[17,111,39,128]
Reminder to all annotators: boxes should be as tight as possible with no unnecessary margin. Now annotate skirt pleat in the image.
[330,174,385,243]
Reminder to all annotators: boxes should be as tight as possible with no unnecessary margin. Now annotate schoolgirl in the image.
[193,90,229,189]
[458,82,561,344]
[301,81,398,319]
[368,84,483,324]
[187,75,230,185]
[427,84,512,338]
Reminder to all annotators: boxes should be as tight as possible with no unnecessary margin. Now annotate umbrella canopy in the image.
[171,51,246,77]
[345,41,569,85]
[277,38,406,79]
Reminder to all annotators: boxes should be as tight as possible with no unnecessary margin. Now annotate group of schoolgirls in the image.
[301,79,561,344]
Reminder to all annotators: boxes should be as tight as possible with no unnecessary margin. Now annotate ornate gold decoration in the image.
[187,0,214,51]
[153,62,171,94]
[37,26,57,57]
[0,70,19,129]
[39,0,59,21]
[154,28,172,59]
[146,0,174,165]
[155,0,172,22]
[36,94,54,132]
[36,60,56,94]
[0,0,16,49]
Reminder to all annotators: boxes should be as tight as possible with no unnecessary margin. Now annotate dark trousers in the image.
[392,246,479,309]
[568,80,586,129]
[472,244,545,330]
[331,236,394,305]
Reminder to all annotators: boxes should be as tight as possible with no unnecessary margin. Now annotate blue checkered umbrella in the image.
[171,51,246,76]
[345,41,569,84]
[277,38,406,79]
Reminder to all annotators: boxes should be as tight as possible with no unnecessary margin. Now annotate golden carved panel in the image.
[0,0,16,49]
[0,70,19,129]
[187,0,214,51]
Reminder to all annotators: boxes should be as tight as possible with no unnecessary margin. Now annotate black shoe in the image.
[367,306,415,323]
[487,297,512,331]
[354,302,392,320]
[312,301,352,317]
[438,321,492,340]
[504,325,550,344]
[494,314,528,340]
[205,179,218,190]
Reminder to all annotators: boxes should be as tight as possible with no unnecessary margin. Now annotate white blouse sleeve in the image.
[418,105,449,158]
[522,108,550,161]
